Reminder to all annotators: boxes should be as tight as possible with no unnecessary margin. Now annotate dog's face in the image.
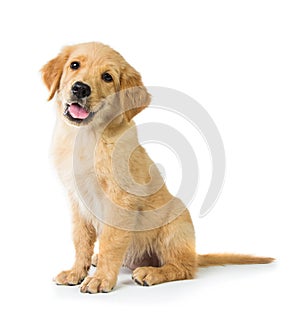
[41,42,150,127]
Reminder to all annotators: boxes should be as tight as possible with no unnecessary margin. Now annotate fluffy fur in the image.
[41,42,274,293]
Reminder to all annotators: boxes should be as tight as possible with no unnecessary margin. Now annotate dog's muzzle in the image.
[64,102,95,124]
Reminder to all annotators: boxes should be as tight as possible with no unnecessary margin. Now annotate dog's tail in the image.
[197,253,274,267]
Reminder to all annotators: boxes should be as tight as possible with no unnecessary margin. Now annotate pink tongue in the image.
[69,104,90,119]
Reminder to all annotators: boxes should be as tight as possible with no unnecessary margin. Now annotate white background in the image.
[1,0,299,315]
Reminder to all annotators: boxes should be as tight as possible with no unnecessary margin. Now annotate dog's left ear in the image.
[41,46,71,101]
[120,64,151,121]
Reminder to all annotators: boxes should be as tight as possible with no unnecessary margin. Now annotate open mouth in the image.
[64,103,94,124]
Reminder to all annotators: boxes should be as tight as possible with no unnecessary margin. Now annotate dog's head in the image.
[41,42,151,127]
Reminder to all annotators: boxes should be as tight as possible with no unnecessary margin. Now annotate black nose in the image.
[71,81,91,98]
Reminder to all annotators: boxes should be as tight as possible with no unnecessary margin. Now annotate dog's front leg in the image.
[80,225,131,293]
[54,199,96,285]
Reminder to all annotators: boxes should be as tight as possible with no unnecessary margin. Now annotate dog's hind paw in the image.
[132,267,159,286]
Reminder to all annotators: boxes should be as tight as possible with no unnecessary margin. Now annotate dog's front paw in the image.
[54,269,87,286]
[80,276,115,294]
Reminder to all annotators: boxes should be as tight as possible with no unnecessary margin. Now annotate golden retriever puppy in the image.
[41,42,273,293]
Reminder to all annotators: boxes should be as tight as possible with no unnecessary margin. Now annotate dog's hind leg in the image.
[132,254,197,286]
[132,210,197,286]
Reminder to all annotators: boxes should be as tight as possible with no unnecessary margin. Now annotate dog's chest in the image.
[52,122,104,224]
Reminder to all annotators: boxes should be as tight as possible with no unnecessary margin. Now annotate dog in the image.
[41,42,274,293]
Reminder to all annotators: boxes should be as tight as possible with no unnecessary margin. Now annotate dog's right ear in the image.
[41,47,71,101]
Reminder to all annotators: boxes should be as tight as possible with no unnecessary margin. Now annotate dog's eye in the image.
[101,72,113,83]
[70,61,80,70]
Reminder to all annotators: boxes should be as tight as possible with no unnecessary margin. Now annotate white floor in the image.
[43,262,283,315]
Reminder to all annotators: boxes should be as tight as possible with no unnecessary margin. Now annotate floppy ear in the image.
[120,64,151,121]
[41,47,71,101]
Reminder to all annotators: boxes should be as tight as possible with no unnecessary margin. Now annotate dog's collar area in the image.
[64,103,95,124]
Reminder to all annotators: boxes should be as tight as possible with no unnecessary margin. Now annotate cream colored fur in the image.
[41,42,274,293]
